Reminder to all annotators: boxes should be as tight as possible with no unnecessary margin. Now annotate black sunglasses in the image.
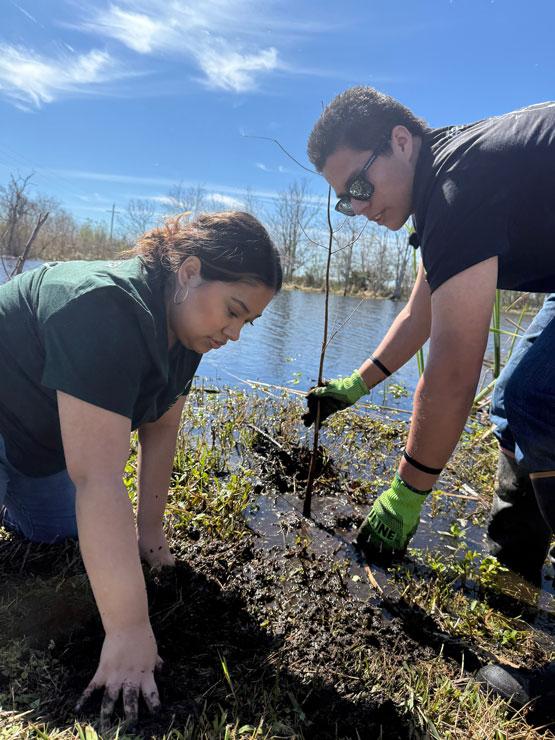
[335,144,384,217]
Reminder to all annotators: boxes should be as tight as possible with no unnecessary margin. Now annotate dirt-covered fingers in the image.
[100,684,120,732]
[122,681,140,725]
[74,680,99,713]
[141,672,161,714]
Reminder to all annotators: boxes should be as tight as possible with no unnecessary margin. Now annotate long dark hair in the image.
[126,211,282,291]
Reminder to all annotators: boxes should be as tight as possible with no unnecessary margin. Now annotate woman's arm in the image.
[57,391,160,728]
[136,397,187,569]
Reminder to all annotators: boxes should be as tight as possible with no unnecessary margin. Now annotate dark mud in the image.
[247,432,555,732]
[2,403,555,738]
[0,532,426,738]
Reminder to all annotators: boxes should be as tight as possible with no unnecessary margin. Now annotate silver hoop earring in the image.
[173,285,189,305]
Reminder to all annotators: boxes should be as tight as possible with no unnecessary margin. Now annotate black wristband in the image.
[370,355,392,377]
[396,473,431,495]
[403,450,442,476]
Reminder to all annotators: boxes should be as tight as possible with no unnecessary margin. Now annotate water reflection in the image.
[0,258,43,281]
[1,260,525,413]
[201,288,520,412]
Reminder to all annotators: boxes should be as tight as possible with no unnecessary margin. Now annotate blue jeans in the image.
[491,294,555,474]
[0,434,77,543]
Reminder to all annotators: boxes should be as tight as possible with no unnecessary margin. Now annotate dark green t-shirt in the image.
[0,257,202,476]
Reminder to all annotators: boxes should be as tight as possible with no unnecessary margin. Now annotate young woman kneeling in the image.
[0,211,282,726]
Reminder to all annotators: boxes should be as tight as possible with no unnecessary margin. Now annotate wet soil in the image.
[2,411,555,738]
[0,532,426,738]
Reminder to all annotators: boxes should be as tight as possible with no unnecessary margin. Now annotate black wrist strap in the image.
[396,473,431,495]
[403,450,442,476]
[370,355,392,377]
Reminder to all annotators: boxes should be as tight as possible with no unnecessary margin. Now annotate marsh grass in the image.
[1,386,553,739]
[393,551,548,661]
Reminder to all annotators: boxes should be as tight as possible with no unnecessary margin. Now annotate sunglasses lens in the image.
[349,177,374,200]
[335,198,355,216]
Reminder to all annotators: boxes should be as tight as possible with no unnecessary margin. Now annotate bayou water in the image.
[1,258,524,412]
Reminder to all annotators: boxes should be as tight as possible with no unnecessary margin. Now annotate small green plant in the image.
[387,382,409,399]
[288,371,302,386]
[478,554,508,587]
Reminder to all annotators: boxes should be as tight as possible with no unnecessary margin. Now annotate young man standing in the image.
[304,87,555,706]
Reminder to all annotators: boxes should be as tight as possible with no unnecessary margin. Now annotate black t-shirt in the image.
[411,102,555,293]
[0,257,202,476]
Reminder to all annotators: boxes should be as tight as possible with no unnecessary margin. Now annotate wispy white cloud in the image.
[51,167,290,202]
[199,46,278,93]
[85,6,166,55]
[255,161,292,174]
[127,193,243,210]
[209,193,243,209]
[54,169,175,186]
[148,194,173,205]
[76,191,112,203]
[0,44,131,109]
[76,0,281,92]
[10,1,37,24]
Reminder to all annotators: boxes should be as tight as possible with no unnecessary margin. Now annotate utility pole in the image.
[109,203,116,244]
[106,203,120,248]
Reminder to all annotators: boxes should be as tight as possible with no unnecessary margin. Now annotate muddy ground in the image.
[1,388,554,739]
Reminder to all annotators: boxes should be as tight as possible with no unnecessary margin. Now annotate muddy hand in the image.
[302,370,369,428]
[139,527,176,570]
[356,474,431,561]
[75,623,162,732]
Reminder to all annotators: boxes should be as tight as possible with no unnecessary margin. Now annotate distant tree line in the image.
[0,172,543,308]
[0,174,127,268]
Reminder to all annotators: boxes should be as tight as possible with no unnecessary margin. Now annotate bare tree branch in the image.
[0,172,34,256]
[331,220,368,256]
[325,297,366,350]
[0,227,9,278]
[298,220,328,251]
[9,212,49,278]
[242,134,318,175]
[269,180,317,282]
[166,183,207,216]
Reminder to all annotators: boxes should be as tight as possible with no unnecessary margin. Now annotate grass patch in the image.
[1,386,553,739]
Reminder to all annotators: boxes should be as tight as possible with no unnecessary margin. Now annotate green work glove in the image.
[302,370,369,428]
[356,474,430,560]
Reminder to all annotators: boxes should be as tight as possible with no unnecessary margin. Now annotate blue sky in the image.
[1,0,554,227]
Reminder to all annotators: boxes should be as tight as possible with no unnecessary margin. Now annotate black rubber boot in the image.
[486,453,551,585]
[531,475,555,531]
[476,662,555,721]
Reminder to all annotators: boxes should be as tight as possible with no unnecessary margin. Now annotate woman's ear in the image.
[177,256,202,288]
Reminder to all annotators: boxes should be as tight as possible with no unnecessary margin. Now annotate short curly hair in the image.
[307,86,428,171]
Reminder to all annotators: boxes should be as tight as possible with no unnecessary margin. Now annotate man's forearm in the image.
[358,302,430,387]
[76,478,149,632]
[398,363,479,491]
[358,264,431,388]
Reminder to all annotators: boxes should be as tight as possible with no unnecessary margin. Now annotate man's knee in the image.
[505,360,555,468]
[503,364,533,435]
